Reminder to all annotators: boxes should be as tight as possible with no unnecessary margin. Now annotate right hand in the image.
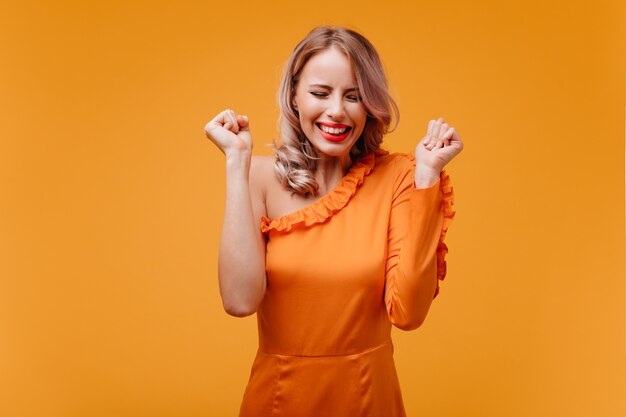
[204,109,252,157]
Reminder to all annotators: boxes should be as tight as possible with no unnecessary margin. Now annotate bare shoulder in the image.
[250,154,275,168]
[250,155,276,189]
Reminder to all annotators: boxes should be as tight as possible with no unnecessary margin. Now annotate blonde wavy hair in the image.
[273,26,399,197]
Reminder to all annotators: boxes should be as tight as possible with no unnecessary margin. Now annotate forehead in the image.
[298,47,356,86]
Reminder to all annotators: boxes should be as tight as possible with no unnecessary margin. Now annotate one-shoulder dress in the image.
[238,149,455,417]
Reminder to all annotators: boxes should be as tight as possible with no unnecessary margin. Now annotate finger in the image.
[205,110,231,137]
[422,134,431,146]
[205,120,227,139]
[219,109,236,133]
[449,129,462,143]
[226,110,240,133]
[443,138,450,147]
[443,127,454,140]
[237,114,250,131]
[449,130,464,151]
[440,123,449,138]
[427,119,435,136]
[432,119,442,138]
[210,108,234,127]
[204,110,228,135]
[204,120,216,137]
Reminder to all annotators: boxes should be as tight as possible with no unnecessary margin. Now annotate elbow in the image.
[389,303,428,331]
[222,291,263,317]
[223,300,258,317]
[393,315,426,331]
[218,271,266,318]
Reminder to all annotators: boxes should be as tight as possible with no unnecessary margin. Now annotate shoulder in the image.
[374,151,415,175]
[373,152,416,195]
[250,154,275,172]
[389,151,415,164]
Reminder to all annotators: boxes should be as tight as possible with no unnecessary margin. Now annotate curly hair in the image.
[273,25,399,197]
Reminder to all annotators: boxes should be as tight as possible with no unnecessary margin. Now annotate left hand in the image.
[414,117,464,173]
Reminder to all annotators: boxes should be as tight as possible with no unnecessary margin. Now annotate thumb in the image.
[237,115,250,131]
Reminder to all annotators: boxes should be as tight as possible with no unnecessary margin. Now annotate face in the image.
[293,47,367,160]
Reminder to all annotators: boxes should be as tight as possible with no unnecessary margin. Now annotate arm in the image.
[204,109,267,317]
[218,154,267,317]
[384,154,455,331]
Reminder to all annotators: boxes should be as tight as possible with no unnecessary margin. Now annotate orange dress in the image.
[238,149,455,417]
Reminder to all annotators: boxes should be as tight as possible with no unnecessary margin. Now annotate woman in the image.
[205,26,463,417]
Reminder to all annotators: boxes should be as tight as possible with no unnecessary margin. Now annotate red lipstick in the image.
[318,121,350,128]
[315,122,352,142]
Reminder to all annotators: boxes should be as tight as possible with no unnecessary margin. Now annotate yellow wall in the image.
[1,0,624,416]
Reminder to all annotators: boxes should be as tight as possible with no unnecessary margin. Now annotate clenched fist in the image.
[415,117,464,173]
[204,109,253,157]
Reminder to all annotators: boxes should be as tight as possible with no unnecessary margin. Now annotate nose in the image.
[325,94,346,120]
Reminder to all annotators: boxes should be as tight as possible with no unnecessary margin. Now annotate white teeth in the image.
[319,124,347,134]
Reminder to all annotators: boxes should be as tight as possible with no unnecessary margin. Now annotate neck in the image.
[314,153,353,195]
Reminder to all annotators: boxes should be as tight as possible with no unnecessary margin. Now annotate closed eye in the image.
[310,92,362,102]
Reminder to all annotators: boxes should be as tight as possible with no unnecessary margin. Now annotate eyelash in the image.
[310,92,361,102]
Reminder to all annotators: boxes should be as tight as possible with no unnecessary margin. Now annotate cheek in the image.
[351,107,368,129]
[297,110,315,136]
[353,114,369,142]
[302,105,325,131]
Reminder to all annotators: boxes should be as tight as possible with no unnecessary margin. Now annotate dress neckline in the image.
[260,149,388,234]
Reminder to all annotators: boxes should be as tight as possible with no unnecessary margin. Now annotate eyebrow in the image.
[308,84,359,93]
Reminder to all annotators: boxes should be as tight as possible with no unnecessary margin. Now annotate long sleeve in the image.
[384,153,455,330]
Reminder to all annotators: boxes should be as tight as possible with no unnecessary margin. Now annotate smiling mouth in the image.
[316,123,352,135]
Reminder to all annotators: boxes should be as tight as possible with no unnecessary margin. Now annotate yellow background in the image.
[1,0,624,416]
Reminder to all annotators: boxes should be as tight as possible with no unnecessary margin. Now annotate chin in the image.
[310,135,360,158]
[311,142,355,159]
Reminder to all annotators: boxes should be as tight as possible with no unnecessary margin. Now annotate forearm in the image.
[218,153,266,317]
[385,178,443,330]
[414,165,441,189]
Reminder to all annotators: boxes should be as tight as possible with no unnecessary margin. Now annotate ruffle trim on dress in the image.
[260,149,388,234]
[406,154,456,299]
